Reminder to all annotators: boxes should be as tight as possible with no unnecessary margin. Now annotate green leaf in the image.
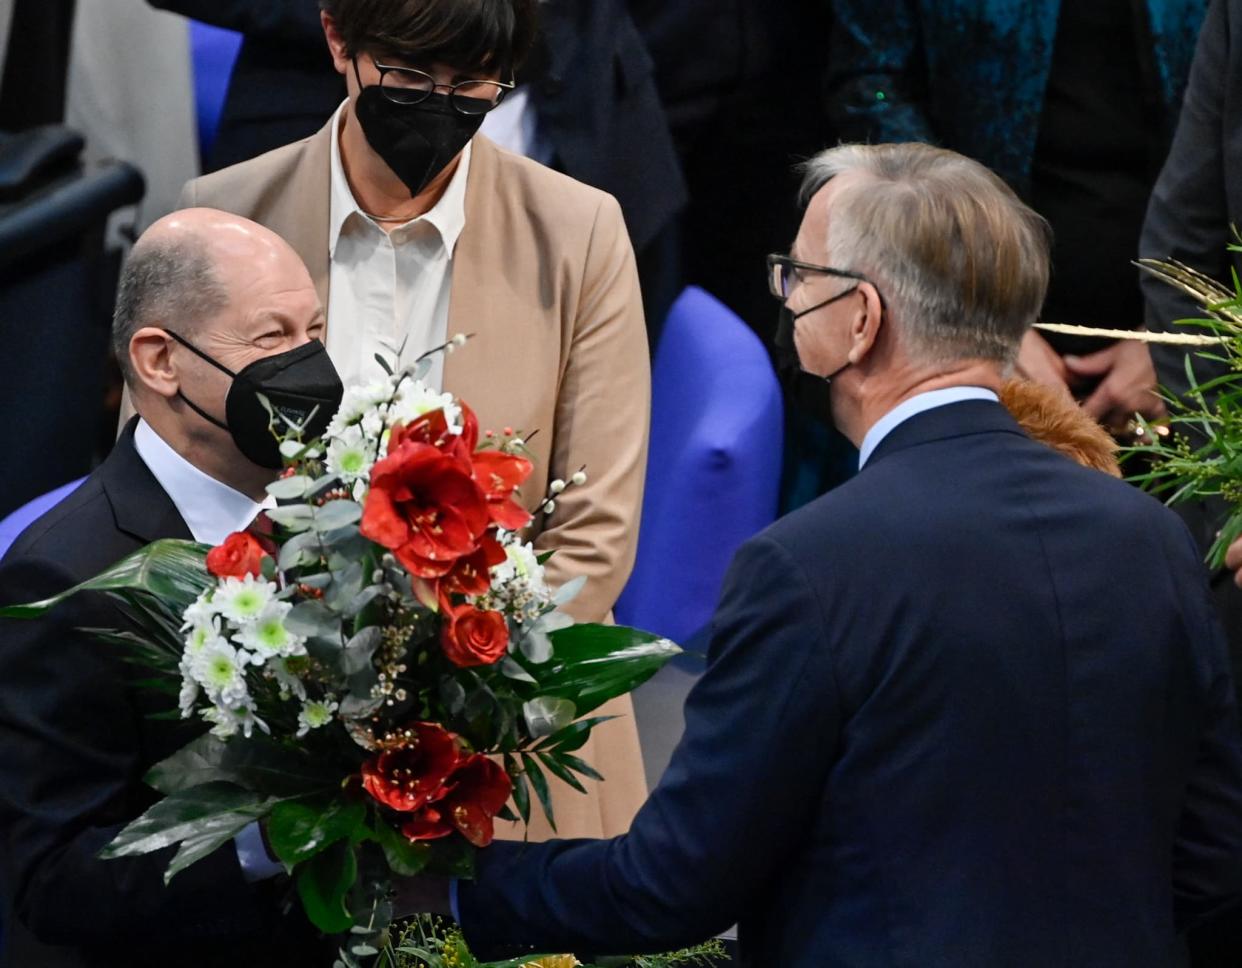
[371,817,432,876]
[505,754,530,827]
[534,715,618,754]
[522,697,576,739]
[295,840,358,934]
[145,734,340,799]
[100,782,273,875]
[267,475,315,500]
[279,530,323,572]
[537,625,682,717]
[314,500,363,533]
[555,751,604,783]
[522,755,555,832]
[286,599,341,638]
[268,799,367,868]
[0,540,211,619]
[265,504,315,532]
[552,575,586,607]
[341,626,382,676]
[534,752,587,795]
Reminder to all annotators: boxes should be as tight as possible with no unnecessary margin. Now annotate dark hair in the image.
[320,0,538,77]
[112,236,229,384]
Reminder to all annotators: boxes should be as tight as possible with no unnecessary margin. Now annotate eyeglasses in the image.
[372,61,515,115]
[767,253,870,301]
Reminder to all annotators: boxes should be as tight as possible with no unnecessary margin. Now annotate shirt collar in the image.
[132,419,265,546]
[328,99,472,258]
[857,386,1000,470]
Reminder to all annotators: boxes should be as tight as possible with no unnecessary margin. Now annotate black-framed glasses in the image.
[372,60,515,115]
[766,253,870,301]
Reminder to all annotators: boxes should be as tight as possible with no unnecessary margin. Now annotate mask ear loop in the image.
[163,329,235,431]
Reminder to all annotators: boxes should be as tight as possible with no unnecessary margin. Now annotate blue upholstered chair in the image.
[614,287,784,646]
[0,477,84,560]
[189,21,243,165]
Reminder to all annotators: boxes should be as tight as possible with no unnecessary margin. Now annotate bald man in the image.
[0,211,341,967]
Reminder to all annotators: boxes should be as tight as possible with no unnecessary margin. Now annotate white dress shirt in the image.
[857,386,1000,470]
[479,85,554,164]
[326,101,471,391]
[132,419,281,882]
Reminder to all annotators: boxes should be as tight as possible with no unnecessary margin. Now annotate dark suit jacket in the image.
[0,422,324,967]
[458,400,1242,967]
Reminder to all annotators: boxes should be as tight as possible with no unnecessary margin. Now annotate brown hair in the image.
[800,143,1051,366]
[320,0,538,76]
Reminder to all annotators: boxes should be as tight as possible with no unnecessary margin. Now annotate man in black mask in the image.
[0,209,342,967]
[168,0,654,842]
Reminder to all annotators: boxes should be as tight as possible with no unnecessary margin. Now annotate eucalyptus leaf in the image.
[265,505,315,532]
[341,626,382,676]
[314,500,363,533]
[499,657,537,685]
[518,628,553,665]
[286,600,341,638]
[267,475,314,500]
[552,575,587,607]
[325,562,365,611]
[0,539,211,619]
[278,531,323,572]
[522,696,576,739]
[344,584,387,619]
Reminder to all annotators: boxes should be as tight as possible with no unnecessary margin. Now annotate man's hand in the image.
[1063,340,1167,432]
[1016,330,1072,393]
[1225,536,1242,589]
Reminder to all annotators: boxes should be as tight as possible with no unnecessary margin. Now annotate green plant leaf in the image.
[315,500,363,532]
[0,539,211,619]
[268,799,368,868]
[533,715,618,754]
[100,782,273,874]
[145,734,341,798]
[522,754,555,832]
[534,751,587,795]
[371,817,432,876]
[522,697,576,739]
[295,840,358,934]
[536,625,682,716]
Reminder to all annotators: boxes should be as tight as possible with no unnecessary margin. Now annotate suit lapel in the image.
[279,120,334,319]
[100,420,193,544]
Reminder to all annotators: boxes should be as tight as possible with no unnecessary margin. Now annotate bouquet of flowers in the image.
[1,346,680,963]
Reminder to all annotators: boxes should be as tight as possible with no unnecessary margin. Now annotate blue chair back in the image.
[0,478,85,560]
[190,21,243,165]
[615,287,783,645]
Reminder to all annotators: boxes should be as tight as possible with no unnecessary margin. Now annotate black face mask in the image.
[352,64,485,198]
[774,286,860,424]
[166,332,345,469]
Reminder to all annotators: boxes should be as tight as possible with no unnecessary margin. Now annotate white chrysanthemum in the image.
[191,641,250,708]
[203,703,269,740]
[389,382,462,433]
[213,574,276,625]
[267,656,308,700]
[327,379,394,437]
[180,592,219,631]
[491,539,549,599]
[183,615,226,658]
[325,424,375,483]
[178,659,199,719]
[360,406,386,440]
[296,697,340,738]
[234,601,305,660]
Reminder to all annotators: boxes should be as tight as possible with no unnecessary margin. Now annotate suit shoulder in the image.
[488,142,618,222]
[182,136,315,211]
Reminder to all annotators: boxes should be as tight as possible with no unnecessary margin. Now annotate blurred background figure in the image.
[827,0,1207,437]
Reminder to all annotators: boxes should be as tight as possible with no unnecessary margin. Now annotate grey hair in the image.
[799,143,1051,366]
[111,235,230,383]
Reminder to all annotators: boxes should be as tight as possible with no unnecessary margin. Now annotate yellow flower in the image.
[522,958,581,968]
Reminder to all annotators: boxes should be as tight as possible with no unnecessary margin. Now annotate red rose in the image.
[205,531,268,579]
[441,603,509,667]
[438,531,508,598]
[360,440,491,578]
[401,754,513,847]
[360,722,461,812]
[471,450,534,531]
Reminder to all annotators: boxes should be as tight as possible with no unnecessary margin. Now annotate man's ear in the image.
[129,327,180,400]
[847,281,885,365]
[322,12,352,79]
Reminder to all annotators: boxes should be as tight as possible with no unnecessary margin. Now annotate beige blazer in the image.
[175,122,652,839]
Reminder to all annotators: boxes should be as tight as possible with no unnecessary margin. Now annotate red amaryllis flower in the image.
[471,450,534,530]
[360,441,490,578]
[394,403,480,463]
[205,532,268,579]
[438,531,508,598]
[360,722,461,812]
[401,754,513,847]
[441,603,509,667]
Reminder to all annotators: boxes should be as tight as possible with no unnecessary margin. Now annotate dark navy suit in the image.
[458,400,1242,966]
